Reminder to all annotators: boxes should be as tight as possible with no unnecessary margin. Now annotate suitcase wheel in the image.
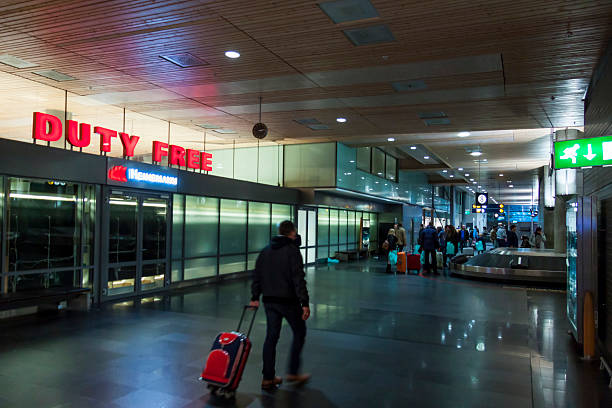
[208,385,236,400]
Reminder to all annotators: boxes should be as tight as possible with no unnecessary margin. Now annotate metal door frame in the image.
[100,186,171,301]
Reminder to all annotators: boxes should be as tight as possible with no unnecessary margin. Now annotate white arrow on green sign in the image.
[554,135,612,169]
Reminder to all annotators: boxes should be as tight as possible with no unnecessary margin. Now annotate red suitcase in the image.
[200,306,257,399]
[406,254,421,274]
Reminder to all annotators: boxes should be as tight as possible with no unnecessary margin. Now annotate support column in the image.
[553,195,567,252]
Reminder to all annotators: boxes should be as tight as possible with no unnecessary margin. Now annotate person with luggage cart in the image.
[250,220,311,391]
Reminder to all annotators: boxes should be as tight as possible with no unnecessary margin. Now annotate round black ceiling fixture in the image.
[253,96,268,139]
[252,122,268,139]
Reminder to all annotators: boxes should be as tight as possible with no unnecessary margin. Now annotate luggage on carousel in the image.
[475,241,484,252]
[200,306,258,400]
[451,254,469,264]
[436,251,444,268]
[406,254,421,273]
[462,247,474,256]
[396,252,407,273]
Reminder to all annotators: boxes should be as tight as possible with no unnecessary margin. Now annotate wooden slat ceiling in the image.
[0,0,610,187]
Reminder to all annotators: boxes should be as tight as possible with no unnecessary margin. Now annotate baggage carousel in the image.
[452,248,566,284]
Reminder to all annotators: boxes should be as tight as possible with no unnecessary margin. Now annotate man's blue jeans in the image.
[262,302,306,380]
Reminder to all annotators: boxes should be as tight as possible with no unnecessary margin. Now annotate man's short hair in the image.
[278,220,296,236]
[511,225,517,230]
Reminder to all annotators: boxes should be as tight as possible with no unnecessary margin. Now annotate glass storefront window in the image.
[108,194,138,264]
[185,196,218,258]
[234,146,258,183]
[171,194,184,282]
[220,199,247,255]
[8,178,80,271]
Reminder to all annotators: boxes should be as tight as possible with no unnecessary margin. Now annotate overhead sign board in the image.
[475,193,488,205]
[107,158,179,192]
[554,135,612,169]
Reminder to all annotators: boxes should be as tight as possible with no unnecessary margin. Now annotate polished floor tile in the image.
[0,260,610,407]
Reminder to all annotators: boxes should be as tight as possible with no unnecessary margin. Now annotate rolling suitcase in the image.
[406,254,421,274]
[200,305,257,399]
[396,252,407,273]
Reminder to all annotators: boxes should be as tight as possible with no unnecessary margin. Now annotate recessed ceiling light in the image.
[469,178,474,181]
[458,131,471,137]
[337,117,347,123]
[410,146,417,150]
[387,137,395,142]
[423,156,430,159]
[225,50,240,59]
[349,160,355,163]
[473,182,477,184]
[483,158,487,162]
[499,173,504,176]
[507,180,512,183]
[449,175,454,178]
[509,185,514,188]
[464,173,469,176]
[442,170,448,173]
[470,151,482,156]
[478,186,482,188]
[458,167,463,171]
[0,54,38,68]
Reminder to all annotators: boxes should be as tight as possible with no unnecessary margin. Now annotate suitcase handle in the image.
[237,305,258,337]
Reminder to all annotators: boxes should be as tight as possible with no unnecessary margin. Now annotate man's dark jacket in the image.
[507,230,519,248]
[251,235,309,307]
[419,226,439,251]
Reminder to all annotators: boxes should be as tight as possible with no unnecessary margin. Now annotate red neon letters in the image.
[32,112,212,170]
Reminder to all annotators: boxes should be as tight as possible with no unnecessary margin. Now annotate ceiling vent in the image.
[307,124,331,130]
[294,118,321,125]
[418,112,447,119]
[197,123,220,129]
[33,70,75,81]
[423,118,451,126]
[160,53,208,68]
[391,80,427,92]
[319,0,379,24]
[343,25,395,46]
[212,129,237,134]
[0,54,38,69]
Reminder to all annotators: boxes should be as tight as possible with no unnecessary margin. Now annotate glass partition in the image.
[386,156,397,181]
[356,147,371,172]
[248,202,271,253]
[372,148,385,177]
[185,196,218,258]
[220,199,247,255]
[234,146,258,183]
[171,194,184,282]
[271,204,292,237]
[284,143,336,187]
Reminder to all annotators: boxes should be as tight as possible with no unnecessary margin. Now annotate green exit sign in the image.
[464,209,471,215]
[554,135,612,169]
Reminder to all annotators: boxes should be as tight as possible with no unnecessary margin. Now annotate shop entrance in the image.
[297,208,317,264]
[102,188,170,299]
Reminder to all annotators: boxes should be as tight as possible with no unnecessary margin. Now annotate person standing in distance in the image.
[250,220,311,391]
[396,223,407,252]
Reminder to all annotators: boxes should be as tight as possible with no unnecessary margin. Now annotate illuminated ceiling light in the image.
[449,175,454,178]
[458,167,463,171]
[225,50,241,58]
[469,178,474,181]
[410,146,417,150]
[442,170,448,173]
[336,117,347,123]
[458,131,471,137]
[509,185,514,188]
[464,173,469,177]
[423,156,430,159]
[470,151,482,156]
[387,137,395,142]
[473,182,477,184]
[349,160,355,163]
[478,186,482,188]
[507,180,512,183]
[499,173,504,177]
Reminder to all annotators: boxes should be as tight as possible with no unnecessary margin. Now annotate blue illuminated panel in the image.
[107,158,179,192]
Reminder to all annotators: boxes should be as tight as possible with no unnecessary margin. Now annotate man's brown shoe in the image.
[285,373,311,385]
[261,376,282,390]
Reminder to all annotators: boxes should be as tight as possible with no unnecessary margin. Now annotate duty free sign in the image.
[554,135,612,169]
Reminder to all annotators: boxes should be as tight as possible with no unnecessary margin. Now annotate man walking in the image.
[250,220,311,391]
